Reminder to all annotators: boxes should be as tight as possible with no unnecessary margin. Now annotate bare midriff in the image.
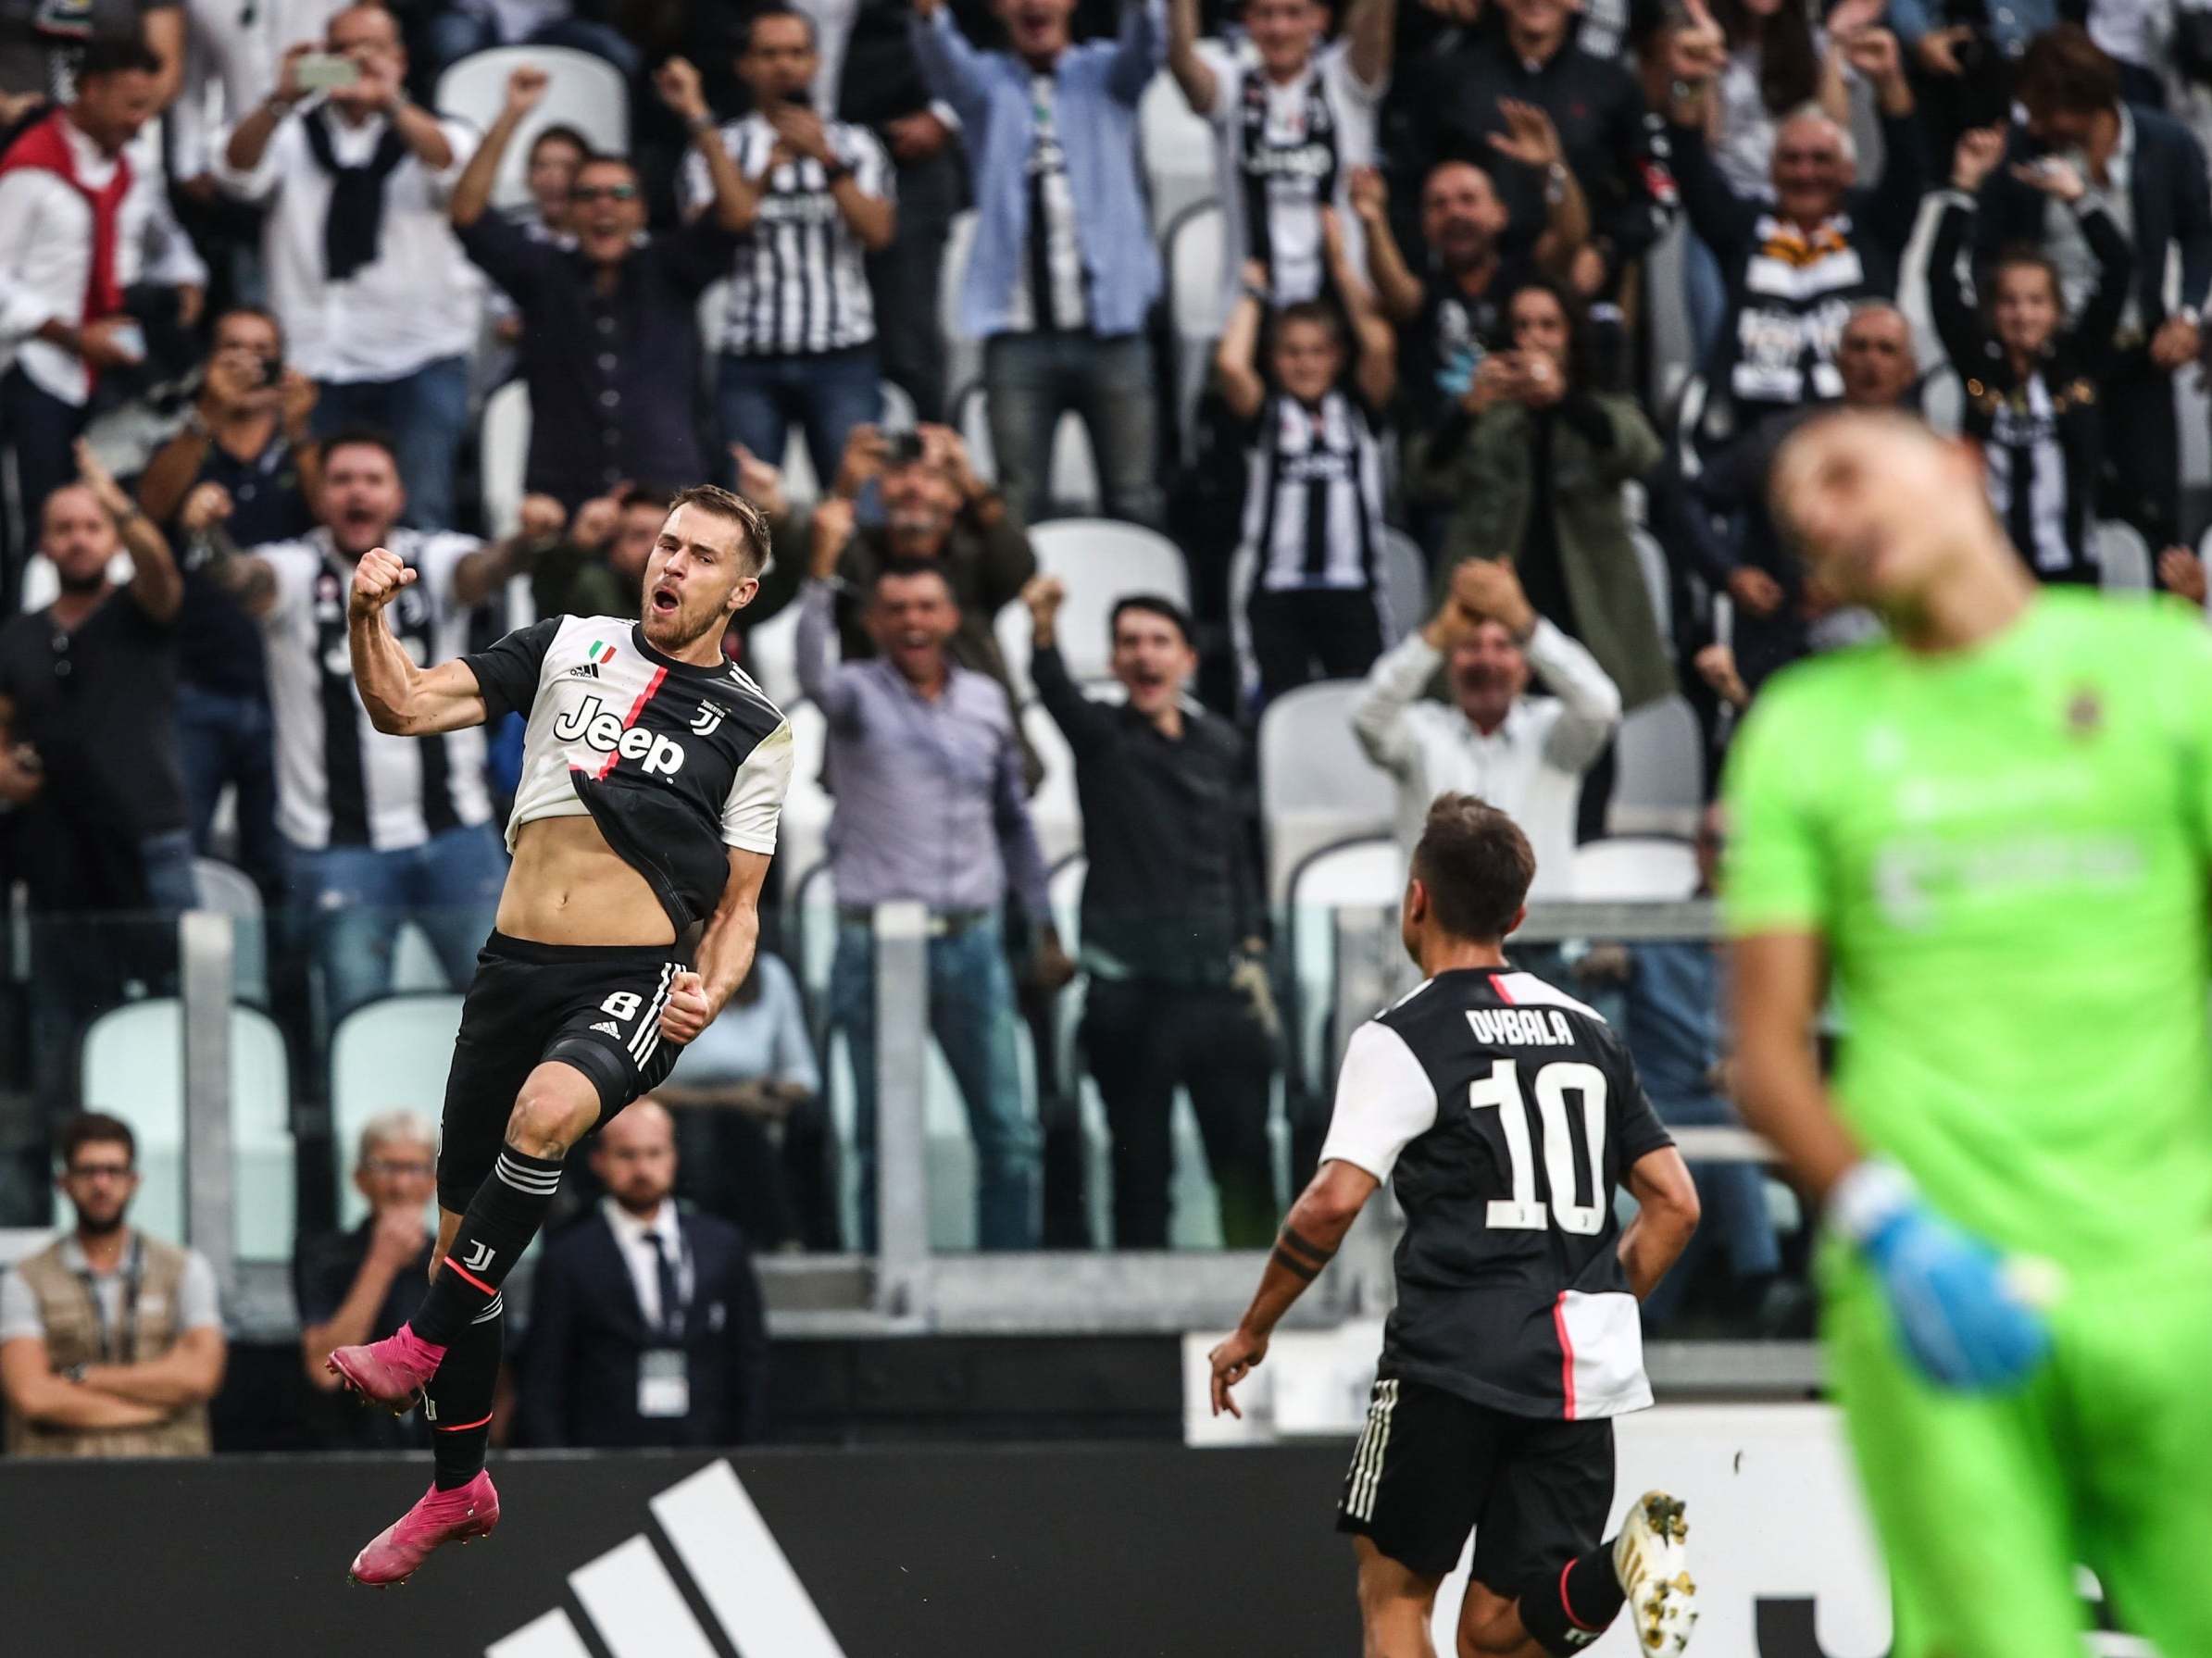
[494,815,674,946]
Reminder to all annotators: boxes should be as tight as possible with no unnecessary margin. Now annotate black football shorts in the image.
[1335,1376,1615,1589]
[436,931,692,1212]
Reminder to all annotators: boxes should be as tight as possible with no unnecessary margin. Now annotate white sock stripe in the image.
[495,1154,562,1192]
[628,964,676,1061]
[470,1294,504,1324]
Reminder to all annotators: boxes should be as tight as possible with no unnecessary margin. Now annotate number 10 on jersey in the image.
[1468,1054,1607,1236]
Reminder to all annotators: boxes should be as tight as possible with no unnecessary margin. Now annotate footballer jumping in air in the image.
[1210,795,1703,1657]
[325,484,794,1584]
[1729,407,2212,1656]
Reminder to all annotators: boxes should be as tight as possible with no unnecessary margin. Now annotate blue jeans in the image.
[717,348,881,490]
[314,355,470,530]
[175,682,282,896]
[141,829,200,915]
[286,823,507,1024]
[982,331,1161,529]
[830,912,1040,1250]
[1682,232,1729,373]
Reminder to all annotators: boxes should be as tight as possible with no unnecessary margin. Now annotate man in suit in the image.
[1981,26,2212,558]
[519,1099,770,1449]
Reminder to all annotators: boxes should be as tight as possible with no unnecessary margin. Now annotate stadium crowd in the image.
[3,0,2210,1450]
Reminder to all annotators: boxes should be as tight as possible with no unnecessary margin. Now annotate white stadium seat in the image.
[479,380,531,540]
[940,209,981,401]
[1379,528,1428,646]
[69,1001,294,1261]
[1258,680,1397,904]
[2099,520,2153,592]
[744,602,803,708]
[1021,702,1083,868]
[1167,202,1225,446]
[1138,69,1217,237]
[1570,836,1699,903]
[995,518,1192,696]
[1608,697,1706,838]
[1284,835,1401,1097]
[191,856,269,1007]
[435,47,627,213]
[330,994,463,1228]
[777,700,832,902]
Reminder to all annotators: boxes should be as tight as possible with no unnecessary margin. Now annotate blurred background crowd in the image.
[3,0,2209,1453]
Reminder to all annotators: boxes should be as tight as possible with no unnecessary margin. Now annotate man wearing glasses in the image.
[449,58,753,515]
[0,1114,227,1458]
[295,1112,439,1449]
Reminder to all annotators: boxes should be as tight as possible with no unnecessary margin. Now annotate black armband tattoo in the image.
[1277,1225,1337,1273]
[1269,1246,1319,1281]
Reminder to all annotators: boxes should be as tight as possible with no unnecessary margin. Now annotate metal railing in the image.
[117,898,1819,1395]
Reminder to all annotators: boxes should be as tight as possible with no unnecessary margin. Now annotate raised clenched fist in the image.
[348,546,417,621]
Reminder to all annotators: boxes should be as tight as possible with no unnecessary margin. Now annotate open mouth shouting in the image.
[650,581,681,619]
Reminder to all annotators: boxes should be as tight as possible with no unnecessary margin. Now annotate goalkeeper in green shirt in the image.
[1725,408,2212,1658]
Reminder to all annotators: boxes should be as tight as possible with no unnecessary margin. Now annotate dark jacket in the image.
[457,213,739,511]
[1929,189,2131,583]
[1032,642,1260,982]
[1417,391,1674,710]
[1976,106,2212,339]
[519,1205,769,1449]
[1393,20,1669,286]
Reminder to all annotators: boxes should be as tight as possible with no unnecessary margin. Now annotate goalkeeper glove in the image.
[1831,1161,2054,1391]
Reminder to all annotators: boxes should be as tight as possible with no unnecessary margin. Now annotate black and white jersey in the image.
[1982,379,2080,579]
[1205,40,1381,313]
[1240,386,1386,592]
[1321,967,1675,1421]
[462,616,795,931]
[1004,75,1089,334]
[258,529,493,850]
[681,115,893,356]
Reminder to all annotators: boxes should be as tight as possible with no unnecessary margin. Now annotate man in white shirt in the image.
[1351,557,1618,895]
[1166,0,1393,320]
[0,37,161,605]
[215,3,480,529]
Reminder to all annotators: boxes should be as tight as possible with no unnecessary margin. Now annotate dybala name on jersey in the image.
[1464,1007,1578,1049]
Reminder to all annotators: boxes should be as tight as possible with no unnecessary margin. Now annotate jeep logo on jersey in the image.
[554,695,687,775]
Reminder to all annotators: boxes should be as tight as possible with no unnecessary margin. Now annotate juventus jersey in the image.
[682,114,894,355]
[258,529,493,850]
[1240,386,1386,593]
[463,616,794,931]
[1320,968,1674,1421]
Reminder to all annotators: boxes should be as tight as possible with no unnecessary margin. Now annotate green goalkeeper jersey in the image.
[1723,591,2212,1269]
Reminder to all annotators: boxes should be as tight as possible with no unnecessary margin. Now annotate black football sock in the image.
[427,1298,503,1490]
[411,1145,564,1346]
[1518,1540,1629,1656]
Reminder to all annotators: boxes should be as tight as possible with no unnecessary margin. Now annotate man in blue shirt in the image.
[912,0,1165,529]
[797,500,1056,1249]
